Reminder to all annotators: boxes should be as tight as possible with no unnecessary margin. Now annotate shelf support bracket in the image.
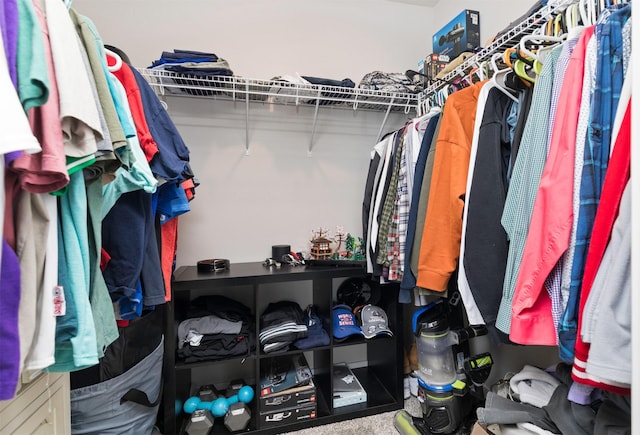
[245,81,250,155]
[308,88,322,157]
[376,94,396,142]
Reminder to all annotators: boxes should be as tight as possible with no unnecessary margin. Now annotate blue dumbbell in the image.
[183,385,254,417]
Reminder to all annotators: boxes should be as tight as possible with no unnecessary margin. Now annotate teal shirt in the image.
[102,78,157,219]
[48,171,99,372]
[16,0,48,110]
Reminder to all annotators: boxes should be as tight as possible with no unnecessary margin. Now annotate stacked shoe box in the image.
[258,354,317,429]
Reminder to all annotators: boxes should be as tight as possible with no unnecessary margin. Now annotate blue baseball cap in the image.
[332,304,364,341]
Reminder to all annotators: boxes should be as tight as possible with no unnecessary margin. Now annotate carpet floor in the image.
[281,396,421,435]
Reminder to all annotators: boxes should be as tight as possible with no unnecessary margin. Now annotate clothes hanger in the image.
[105,47,123,72]
[490,53,519,103]
[503,47,517,68]
[563,3,587,39]
[565,3,578,27]
[468,60,485,83]
[553,13,566,36]
[519,34,566,62]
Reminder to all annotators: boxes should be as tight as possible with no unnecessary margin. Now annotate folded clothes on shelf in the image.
[149,49,234,96]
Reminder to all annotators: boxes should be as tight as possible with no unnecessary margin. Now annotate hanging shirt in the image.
[68,9,128,165]
[458,81,495,326]
[560,33,598,326]
[541,32,581,331]
[44,0,103,162]
[15,0,48,111]
[376,128,405,268]
[131,66,192,182]
[23,193,56,371]
[363,138,384,274]
[582,182,630,388]
[462,85,514,342]
[12,0,70,193]
[49,170,99,373]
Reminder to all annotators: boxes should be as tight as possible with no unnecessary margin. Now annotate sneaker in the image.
[403,376,411,399]
[409,373,419,397]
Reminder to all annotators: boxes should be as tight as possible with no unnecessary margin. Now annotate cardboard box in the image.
[259,379,316,413]
[259,353,313,397]
[259,403,317,429]
[332,365,367,408]
[425,53,449,83]
[432,10,480,58]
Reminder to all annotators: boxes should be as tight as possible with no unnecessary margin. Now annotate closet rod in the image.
[419,2,563,99]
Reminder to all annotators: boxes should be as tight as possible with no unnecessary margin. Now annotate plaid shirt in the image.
[558,5,630,362]
[387,139,410,281]
[376,129,405,267]
[561,32,597,325]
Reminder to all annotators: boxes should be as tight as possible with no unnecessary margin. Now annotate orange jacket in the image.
[416,81,485,291]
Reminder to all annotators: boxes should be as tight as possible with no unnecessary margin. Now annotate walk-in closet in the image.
[0,0,636,434]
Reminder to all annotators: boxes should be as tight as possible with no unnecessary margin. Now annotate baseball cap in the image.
[332,304,364,341]
[356,304,393,339]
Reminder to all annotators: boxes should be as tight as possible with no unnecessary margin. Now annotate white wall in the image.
[73,0,530,266]
[74,0,436,81]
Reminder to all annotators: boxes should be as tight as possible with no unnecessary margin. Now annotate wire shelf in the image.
[137,68,421,115]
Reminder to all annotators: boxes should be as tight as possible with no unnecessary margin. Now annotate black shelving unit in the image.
[160,262,403,435]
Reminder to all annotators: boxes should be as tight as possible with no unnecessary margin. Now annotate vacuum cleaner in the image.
[394,299,493,435]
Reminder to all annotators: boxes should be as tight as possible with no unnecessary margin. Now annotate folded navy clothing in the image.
[172,49,219,58]
[293,324,330,350]
[150,49,220,67]
[165,66,234,76]
[301,76,355,88]
[293,305,330,350]
[152,56,219,67]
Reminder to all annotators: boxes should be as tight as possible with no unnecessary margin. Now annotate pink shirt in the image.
[509,27,594,345]
[11,1,68,194]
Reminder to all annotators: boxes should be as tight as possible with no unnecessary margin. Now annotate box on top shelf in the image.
[432,9,480,59]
